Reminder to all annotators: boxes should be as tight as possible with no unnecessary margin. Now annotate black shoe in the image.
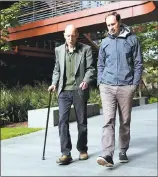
[56,154,72,164]
[97,155,114,167]
[119,152,128,163]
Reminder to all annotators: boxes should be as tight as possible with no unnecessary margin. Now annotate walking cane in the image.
[42,91,52,160]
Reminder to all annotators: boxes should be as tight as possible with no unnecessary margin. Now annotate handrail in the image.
[18,1,78,18]
[18,1,114,24]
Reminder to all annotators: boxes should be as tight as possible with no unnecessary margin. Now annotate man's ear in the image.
[63,32,66,39]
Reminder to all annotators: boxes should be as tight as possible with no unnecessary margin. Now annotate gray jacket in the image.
[97,24,143,86]
[52,42,95,99]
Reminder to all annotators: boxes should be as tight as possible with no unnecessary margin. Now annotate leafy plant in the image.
[148,97,158,104]
[88,89,102,108]
[0,82,58,126]
[0,82,102,125]
[0,88,13,122]
[0,1,32,51]
[132,22,158,91]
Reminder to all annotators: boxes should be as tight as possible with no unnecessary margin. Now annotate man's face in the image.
[106,15,120,35]
[64,28,78,47]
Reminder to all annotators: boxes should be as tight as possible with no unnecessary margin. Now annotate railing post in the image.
[51,1,53,17]
[55,0,57,16]
[80,1,82,10]
[33,1,35,22]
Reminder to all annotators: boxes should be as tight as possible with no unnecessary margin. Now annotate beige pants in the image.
[99,84,136,157]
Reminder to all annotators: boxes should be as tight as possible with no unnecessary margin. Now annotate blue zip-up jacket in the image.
[97,24,143,86]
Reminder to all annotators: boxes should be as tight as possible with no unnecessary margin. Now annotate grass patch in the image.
[1,127,43,140]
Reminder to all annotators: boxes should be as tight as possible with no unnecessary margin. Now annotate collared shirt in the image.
[65,42,77,53]
[64,43,78,90]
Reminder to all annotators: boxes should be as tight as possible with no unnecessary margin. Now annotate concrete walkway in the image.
[1,103,157,176]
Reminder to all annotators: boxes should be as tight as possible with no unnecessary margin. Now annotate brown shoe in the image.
[56,155,72,164]
[79,152,88,160]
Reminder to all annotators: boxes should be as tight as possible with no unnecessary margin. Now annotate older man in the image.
[48,24,95,164]
[97,12,143,167]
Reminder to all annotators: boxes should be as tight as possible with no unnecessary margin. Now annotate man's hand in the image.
[48,85,56,92]
[79,81,88,90]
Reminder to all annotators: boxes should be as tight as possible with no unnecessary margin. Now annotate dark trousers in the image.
[58,90,88,155]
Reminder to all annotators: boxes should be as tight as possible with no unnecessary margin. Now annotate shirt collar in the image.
[65,42,77,53]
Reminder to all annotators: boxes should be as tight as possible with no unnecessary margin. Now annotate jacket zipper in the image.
[116,37,118,85]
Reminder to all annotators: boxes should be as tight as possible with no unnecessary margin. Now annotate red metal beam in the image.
[8,1,156,41]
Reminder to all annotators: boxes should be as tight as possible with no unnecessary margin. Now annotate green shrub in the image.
[148,97,158,104]
[0,82,58,125]
[0,83,101,125]
[88,89,102,108]
[1,81,157,126]
[1,88,13,122]
[141,88,158,98]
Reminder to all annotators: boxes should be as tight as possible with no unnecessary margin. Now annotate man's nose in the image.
[108,27,112,31]
[69,37,72,41]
